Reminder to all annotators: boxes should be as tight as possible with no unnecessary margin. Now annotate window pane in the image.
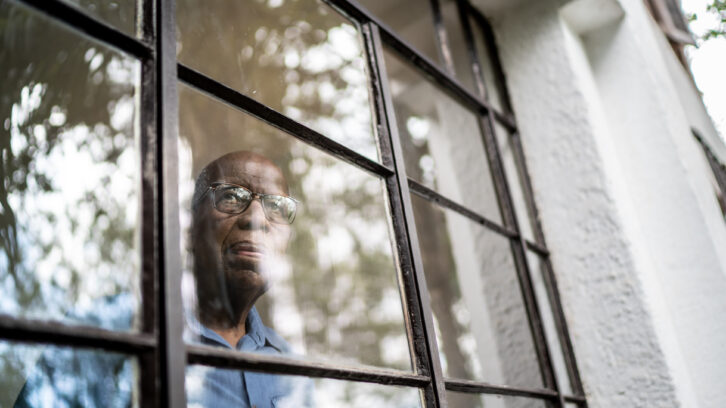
[384,48,501,222]
[410,195,542,387]
[469,16,505,112]
[177,0,379,161]
[356,0,441,65]
[178,85,411,371]
[186,365,422,407]
[0,341,138,408]
[447,391,550,408]
[493,120,535,241]
[440,0,477,92]
[62,0,137,36]
[0,2,141,331]
[527,251,573,394]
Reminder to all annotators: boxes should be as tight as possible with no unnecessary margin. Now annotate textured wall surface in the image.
[478,0,726,406]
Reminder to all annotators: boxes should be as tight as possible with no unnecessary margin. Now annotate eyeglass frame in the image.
[196,181,299,225]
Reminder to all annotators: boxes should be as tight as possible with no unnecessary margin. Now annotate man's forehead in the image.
[205,153,287,190]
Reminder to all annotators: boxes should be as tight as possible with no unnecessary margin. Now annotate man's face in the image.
[192,152,291,306]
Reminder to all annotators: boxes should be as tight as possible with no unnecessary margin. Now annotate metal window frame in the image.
[693,129,726,217]
[0,0,587,406]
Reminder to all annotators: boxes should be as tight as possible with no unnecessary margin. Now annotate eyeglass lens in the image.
[213,185,296,224]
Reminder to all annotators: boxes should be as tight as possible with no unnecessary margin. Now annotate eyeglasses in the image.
[202,182,298,225]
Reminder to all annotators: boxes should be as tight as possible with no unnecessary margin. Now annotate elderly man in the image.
[186,150,310,407]
[13,151,309,408]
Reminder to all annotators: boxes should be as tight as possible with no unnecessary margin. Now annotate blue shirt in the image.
[186,306,313,408]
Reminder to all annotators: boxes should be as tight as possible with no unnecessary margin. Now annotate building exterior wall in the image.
[472,0,726,406]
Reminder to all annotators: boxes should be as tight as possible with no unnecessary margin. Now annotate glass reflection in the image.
[526,252,573,394]
[0,341,138,408]
[186,365,422,407]
[447,391,550,408]
[493,120,535,241]
[0,2,141,330]
[384,48,502,222]
[63,0,137,36]
[177,0,378,161]
[356,0,441,65]
[410,194,542,387]
[178,85,411,374]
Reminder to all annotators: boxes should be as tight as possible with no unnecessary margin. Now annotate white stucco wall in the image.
[471,0,726,406]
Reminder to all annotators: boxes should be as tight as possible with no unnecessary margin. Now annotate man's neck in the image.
[200,305,254,348]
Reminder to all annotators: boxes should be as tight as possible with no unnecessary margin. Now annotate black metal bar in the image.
[0,315,156,352]
[564,394,587,403]
[510,131,546,245]
[429,0,456,76]
[156,0,187,407]
[455,0,486,99]
[526,240,550,256]
[176,63,395,179]
[368,23,448,408]
[14,0,152,59]
[360,22,437,406]
[444,378,558,400]
[360,18,419,371]
[408,178,516,239]
[467,5,515,122]
[187,344,429,387]
[138,0,159,407]
[464,7,583,400]
[139,0,155,43]
[477,114,559,393]
[539,256,586,399]
[505,127,585,398]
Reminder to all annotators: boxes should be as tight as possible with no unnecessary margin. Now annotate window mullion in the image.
[156,0,187,407]
[477,113,563,403]
[364,22,448,408]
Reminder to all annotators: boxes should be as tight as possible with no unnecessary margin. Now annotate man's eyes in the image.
[220,189,247,202]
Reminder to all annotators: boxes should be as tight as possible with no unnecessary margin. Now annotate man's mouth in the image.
[226,241,266,259]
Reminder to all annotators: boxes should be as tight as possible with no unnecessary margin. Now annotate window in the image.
[693,130,726,218]
[0,0,586,406]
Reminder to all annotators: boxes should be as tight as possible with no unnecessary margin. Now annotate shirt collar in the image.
[197,306,268,350]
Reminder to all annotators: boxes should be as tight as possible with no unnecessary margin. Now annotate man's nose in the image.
[236,198,267,230]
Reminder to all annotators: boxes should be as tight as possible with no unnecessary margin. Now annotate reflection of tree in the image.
[177,0,376,161]
[0,2,138,322]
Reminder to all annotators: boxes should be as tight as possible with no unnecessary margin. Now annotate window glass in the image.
[410,195,542,388]
[186,365,422,407]
[469,16,505,112]
[527,251,573,394]
[384,48,501,223]
[0,341,138,408]
[178,85,411,371]
[0,1,141,331]
[447,391,549,408]
[493,120,535,241]
[440,0,477,92]
[63,0,137,36]
[177,0,379,161]
[356,0,441,65]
